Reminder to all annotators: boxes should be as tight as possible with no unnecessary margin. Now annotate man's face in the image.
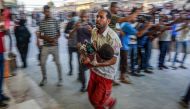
[44,9,51,18]
[111,4,119,14]
[80,13,88,22]
[96,11,110,30]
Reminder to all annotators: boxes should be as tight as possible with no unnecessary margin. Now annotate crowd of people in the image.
[0,1,190,109]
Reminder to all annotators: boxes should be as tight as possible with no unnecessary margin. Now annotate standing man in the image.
[172,19,189,69]
[0,11,10,108]
[109,2,142,30]
[121,17,152,77]
[70,10,93,92]
[64,11,79,76]
[39,5,62,86]
[109,2,143,84]
[87,9,121,109]
[158,16,172,70]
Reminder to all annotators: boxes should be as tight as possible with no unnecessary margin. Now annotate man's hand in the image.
[145,22,153,29]
[46,37,53,43]
[90,54,99,67]
[139,5,144,10]
[82,56,91,64]
[92,41,97,51]
[50,38,58,46]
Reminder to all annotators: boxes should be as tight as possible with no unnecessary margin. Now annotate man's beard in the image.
[96,23,106,29]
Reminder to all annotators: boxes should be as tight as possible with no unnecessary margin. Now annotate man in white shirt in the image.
[86,9,121,109]
[158,17,173,70]
[172,19,190,69]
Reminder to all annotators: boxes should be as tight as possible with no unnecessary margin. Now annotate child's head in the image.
[97,44,114,60]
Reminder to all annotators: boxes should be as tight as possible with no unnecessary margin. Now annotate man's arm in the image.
[136,22,153,37]
[91,56,117,67]
[176,23,189,32]
[69,22,80,37]
[160,25,172,32]
[39,33,53,42]
[117,7,142,23]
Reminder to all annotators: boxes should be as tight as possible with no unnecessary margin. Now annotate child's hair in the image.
[97,44,114,60]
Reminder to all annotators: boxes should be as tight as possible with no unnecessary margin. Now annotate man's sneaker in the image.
[179,100,188,108]
[39,79,47,86]
[162,65,169,69]
[1,95,10,102]
[179,65,188,69]
[171,65,177,70]
[131,72,145,77]
[0,101,8,108]
[158,66,163,70]
[57,80,63,87]
[144,69,153,74]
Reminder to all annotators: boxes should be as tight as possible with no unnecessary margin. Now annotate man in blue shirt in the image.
[119,22,131,83]
[120,19,152,77]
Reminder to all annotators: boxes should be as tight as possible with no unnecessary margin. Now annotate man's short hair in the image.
[71,11,77,17]
[80,10,87,16]
[110,2,118,8]
[100,9,112,20]
[43,5,50,11]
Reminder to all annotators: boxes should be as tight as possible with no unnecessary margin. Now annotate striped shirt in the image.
[39,18,60,46]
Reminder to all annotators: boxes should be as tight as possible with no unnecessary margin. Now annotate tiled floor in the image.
[4,72,61,109]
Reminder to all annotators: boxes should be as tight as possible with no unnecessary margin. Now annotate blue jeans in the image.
[158,41,170,67]
[138,46,146,70]
[138,39,152,70]
[144,39,152,68]
[129,44,137,73]
[0,53,4,99]
[173,41,188,66]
